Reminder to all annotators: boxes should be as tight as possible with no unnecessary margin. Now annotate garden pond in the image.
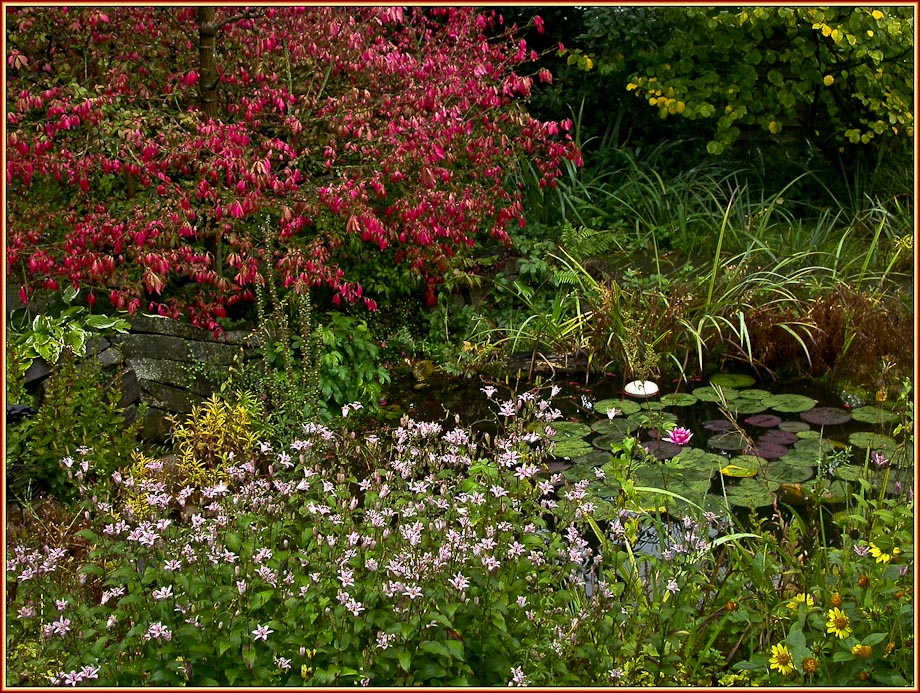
[382,370,912,521]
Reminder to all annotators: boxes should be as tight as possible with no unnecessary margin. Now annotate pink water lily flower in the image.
[664,427,693,445]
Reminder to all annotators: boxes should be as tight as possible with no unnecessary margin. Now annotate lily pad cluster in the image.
[534,373,906,511]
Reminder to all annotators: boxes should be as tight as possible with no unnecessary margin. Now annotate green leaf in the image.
[397,650,412,672]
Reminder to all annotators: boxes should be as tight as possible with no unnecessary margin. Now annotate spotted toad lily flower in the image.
[664,426,693,445]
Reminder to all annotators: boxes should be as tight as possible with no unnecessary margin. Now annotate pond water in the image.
[383,370,912,517]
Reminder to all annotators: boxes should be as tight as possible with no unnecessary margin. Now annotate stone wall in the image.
[22,314,260,442]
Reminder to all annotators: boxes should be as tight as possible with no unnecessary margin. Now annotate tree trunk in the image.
[196,7,218,120]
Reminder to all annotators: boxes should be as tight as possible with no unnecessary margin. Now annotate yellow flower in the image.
[851,643,873,659]
[787,593,815,610]
[769,643,796,675]
[826,607,852,639]
[869,542,900,563]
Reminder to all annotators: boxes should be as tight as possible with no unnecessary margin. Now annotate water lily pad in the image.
[723,478,777,508]
[551,438,594,459]
[832,464,865,481]
[570,450,611,468]
[591,418,640,436]
[543,421,592,439]
[720,463,759,478]
[745,414,782,428]
[764,463,813,484]
[848,432,897,452]
[710,373,756,388]
[737,388,773,400]
[707,432,749,451]
[795,430,822,440]
[758,430,799,446]
[672,448,725,473]
[593,398,642,416]
[891,444,914,468]
[793,437,836,455]
[659,393,699,407]
[592,434,630,453]
[746,442,789,460]
[627,411,678,429]
[799,407,852,426]
[693,386,740,402]
[781,449,819,468]
[641,440,684,460]
[764,394,817,413]
[725,400,769,415]
[778,421,811,433]
[640,401,670,411]
[804,479,850,504]
[849,406,899,424]
[702,419,733,432]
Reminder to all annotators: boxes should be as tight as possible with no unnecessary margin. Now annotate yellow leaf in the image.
[823,75,835,87]
[720,464,758,478]
[830,28,842,42]
[768,120,781,134]
[675,101,686,114]
[626,82,638,91]
[649,97,658,106]
[872,9,883,19]
[583,56,593,71]
[821,24,832,37]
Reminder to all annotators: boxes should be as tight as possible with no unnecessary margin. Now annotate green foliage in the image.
[9,286,131,370]
[315,312,390,411]
[618,7,914,158]
[5,383,912,686]
[5,351,142,502]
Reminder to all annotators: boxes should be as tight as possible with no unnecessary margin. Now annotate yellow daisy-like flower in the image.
[851,643,873,659]
[769,643,796,675]
[826,607,852,639]
[869,542,892,563]
[786,593,815,610]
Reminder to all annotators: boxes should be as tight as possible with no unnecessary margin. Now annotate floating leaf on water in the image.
[799,407,852,426]
[891,444,914,468]
[590,418,639,436]
[795,430,821,440]
[764,463,813,484]
[807,479,851,504]
[693,386,740,402]
[540,421,592,439]
[569,450,612,468]
[627,411,678,428]
[550,438,594,459]
[849,406,899,425]
[640,401,670,411]
[702,419,733,432]
[778,421,811,433]
[592,433,631,452]
[764,394,817,413]
[672,448,725,472]
[745,413,782,428]
[794,437,835,454]
[710,373,756,388]
[723,478,777,508]
[832,464,865,481]
[758,430,799,446]
[726,400,768,415]
[776,483,808,506]
[847,432,897,452]
[641,439,684,460]
[707,432,749,451]
[781,449,818,468]
[746,442,789,460]
[737,388,773,400]
[593,398,642,416]
[659,392,699,407]
[720,464,758,478]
